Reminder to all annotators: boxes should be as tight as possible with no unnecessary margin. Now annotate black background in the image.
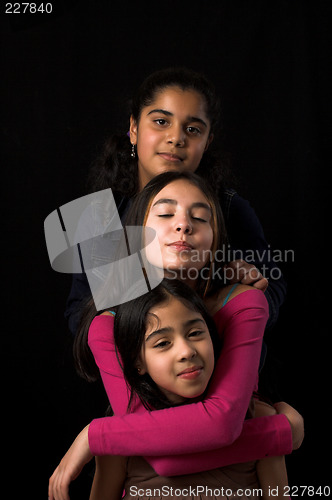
[1,1,329,498]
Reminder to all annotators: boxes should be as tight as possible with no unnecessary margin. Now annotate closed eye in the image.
[192,216,208,222]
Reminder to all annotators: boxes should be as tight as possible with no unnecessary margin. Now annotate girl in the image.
[89,279,287,500]
[49,172,302,499]
[65,67,285,336]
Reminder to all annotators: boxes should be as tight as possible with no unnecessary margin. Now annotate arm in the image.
[90,455,127,500]
[88,290,292,471]
[223,191,287,329]
[48,403,300,496]
[64,272,91,336]
[255,401,289,500]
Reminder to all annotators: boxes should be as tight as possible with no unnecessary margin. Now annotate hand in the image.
[224,259,269,292]
[48,425,93,500]
[274,401,304,450]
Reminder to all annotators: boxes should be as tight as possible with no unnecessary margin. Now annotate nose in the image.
[177,339,197,361]
[167,124,185,147]
[174,215,192,234]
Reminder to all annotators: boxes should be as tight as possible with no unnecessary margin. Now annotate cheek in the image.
[198,227,214,250]
[203,343,215,378]
[146,356,170,385]
[144,220,167,265]
[137,129,158,154]
[190,141,208,162]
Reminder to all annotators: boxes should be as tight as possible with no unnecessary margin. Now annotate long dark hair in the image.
[87,67,231,197]
[73,171,228,382]
[114,279,221,412]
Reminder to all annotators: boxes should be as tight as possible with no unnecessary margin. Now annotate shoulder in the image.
[216,283,254,305]
[206,285,268,317]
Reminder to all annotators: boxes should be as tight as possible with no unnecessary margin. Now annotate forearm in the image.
[90,455,127,500]
[257,455,289,500]
[89,414,292,475]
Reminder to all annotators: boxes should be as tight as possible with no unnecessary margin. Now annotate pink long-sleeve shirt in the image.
[88,289,292,476]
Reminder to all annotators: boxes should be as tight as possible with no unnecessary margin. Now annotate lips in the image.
[158,152,184,162]
[168,241,193,251]
[177,365,203,379]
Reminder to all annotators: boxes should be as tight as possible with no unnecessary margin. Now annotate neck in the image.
[138,166,150,192]
[164,269,198,290]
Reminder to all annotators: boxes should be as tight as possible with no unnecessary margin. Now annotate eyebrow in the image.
[152,198,211,212]
[145,318,206,342]
[147,108,208,128]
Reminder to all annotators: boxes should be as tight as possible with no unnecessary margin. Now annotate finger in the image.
[55,468,70,500]
[53,466,70,500]
[273,401,287,414]
[224,262,248,283]
[240,268,262,285]
[252,277,269,291]
[48,468,58,500]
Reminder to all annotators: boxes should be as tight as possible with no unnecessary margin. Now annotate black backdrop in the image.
[1,1,329,498]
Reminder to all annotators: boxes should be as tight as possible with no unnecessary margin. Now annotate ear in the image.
[130,115,138,145]
[136,360,147,376]
[204,133,214,152]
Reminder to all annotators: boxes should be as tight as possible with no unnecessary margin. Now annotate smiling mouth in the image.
[158,153,184,162]
[177,366,203,379]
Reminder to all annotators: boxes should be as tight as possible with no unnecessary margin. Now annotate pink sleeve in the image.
[143,414,292,475]
[88,290,292,474]
[88,314,133,416]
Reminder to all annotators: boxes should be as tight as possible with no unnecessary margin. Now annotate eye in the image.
[192,216,208,222]
[157,213,174,218]
[187,126,201,135]
[154,119,168,126]
[154,340,170,349]
[188,330,204,338]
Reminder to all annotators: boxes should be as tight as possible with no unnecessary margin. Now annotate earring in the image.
[131,143,136,158]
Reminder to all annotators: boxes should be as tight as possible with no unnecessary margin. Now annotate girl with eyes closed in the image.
[49,172,302,500]
[65,67,285,337]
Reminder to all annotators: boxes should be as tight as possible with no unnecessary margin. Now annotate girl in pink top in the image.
[89,278,288,500]
[49,172,302,500]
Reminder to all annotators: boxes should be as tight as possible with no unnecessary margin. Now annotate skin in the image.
[144,179,214,285]
[48,85,291,500]
[129,85,268,291]
[138,297,215,404]
[129,86,213,190]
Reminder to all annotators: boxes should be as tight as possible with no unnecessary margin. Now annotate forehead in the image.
[152,179,211,205]
[146,296,203,331]
[145,86,210,122]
